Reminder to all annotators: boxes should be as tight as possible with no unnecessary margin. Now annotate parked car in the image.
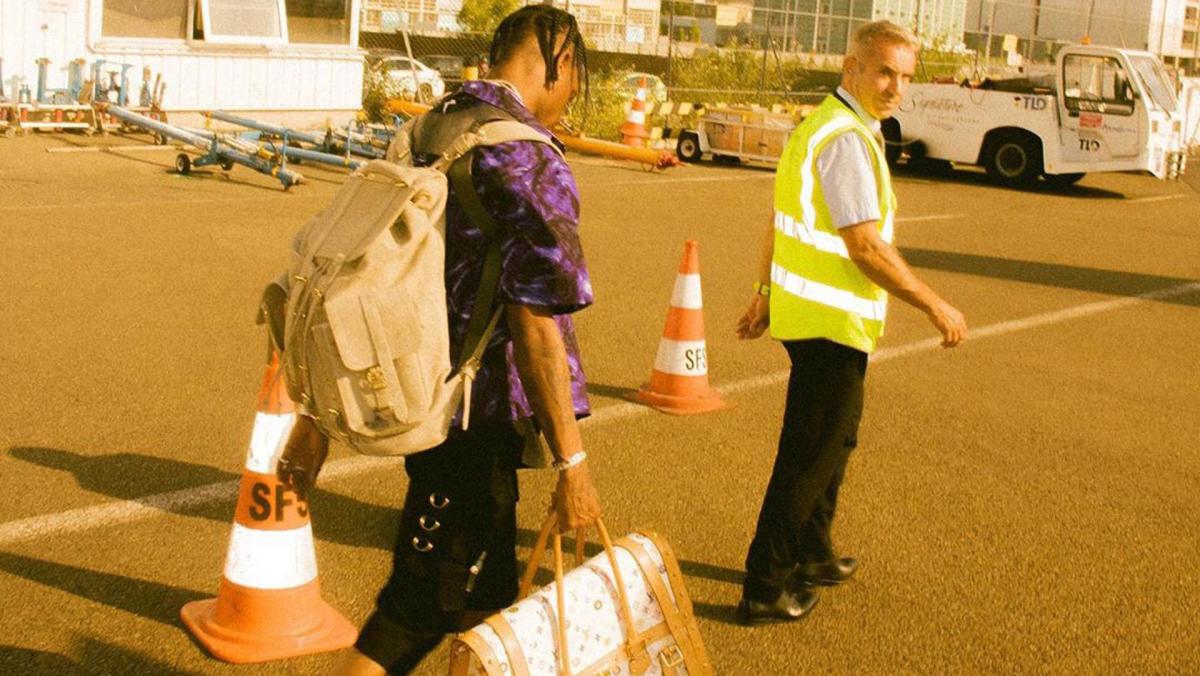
[373,56,446,101]
[420,54,466,82]
[618,72,668,103]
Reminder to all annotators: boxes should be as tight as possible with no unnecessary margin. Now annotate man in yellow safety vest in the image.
[735,20,968,625]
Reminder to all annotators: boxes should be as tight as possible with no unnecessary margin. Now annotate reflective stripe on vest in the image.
[771,262,888,322]
[770,96,896,352]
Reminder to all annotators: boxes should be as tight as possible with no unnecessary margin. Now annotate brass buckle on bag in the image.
[365,367,387,391]
[659,645,684,668]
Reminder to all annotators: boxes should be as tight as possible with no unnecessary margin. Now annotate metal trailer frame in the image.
[205,110,387,160]
[101,105,302,189]
[676,115,795,166]
[6,103,98,135]
[186,126,366,172]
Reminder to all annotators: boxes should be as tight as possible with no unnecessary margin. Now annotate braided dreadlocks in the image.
[489,5,589,99]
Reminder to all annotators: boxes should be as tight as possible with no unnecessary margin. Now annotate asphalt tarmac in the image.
[1,133,1197,675]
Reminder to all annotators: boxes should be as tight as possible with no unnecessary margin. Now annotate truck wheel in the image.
[984,134,1042,187]
[1043,172,1085,188]
[676,132,702,162]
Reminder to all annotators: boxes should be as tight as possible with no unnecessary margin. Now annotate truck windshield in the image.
[1128,55,1177,113]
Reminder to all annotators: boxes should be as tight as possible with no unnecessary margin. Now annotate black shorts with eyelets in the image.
[355,421,523,673]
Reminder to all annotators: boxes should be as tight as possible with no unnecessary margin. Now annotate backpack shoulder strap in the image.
[445,121,561,369]
[447,149,504,369]
[384,117,419,164]
[432,119,561,173]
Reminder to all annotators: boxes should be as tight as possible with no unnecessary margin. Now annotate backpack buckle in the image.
[365,366,387,391]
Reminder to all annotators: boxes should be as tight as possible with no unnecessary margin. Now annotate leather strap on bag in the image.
[636,530,715,676]
[482,615,530,676]
[621,536,703,675]
[455,631,505,676]
[519,513,652,675]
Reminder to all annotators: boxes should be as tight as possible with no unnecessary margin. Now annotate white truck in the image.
[886,45,1187,187]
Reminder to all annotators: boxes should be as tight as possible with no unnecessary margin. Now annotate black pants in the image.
[355,422,523,674]
[744,339,868,602]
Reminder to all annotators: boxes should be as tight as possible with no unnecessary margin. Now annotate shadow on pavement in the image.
[0,551,205,628]
[0,639,200,676]
[0,645,79,675]
[690,600,742,626]
[900,248,1200,306]
[74,636,203,676]
[585,382,639,402]
[6,446,401,551]
[892,163,1128,199]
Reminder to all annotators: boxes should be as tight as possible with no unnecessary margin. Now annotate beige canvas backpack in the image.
[273,108,560,456]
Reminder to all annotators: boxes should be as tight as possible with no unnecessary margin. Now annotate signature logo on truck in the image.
[898,91,966,114]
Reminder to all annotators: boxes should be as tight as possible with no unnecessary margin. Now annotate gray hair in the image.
[847,20,920,58]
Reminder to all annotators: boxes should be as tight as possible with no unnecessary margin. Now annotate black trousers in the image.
[744,339,868,602]
[355,422,523,674]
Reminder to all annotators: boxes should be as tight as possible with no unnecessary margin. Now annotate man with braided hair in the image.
[331,6,599,674]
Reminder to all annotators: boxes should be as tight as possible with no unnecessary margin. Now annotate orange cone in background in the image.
[181,353,357,663]
[631,240,728,414]
[619,76,651,148]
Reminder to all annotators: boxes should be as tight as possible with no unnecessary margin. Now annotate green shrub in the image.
[361,66,392,124]
[563,70,630,141]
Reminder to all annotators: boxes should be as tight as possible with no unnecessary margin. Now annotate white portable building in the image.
[0,0,365,128]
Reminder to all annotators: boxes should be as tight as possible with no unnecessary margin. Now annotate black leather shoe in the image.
[736,586,819,626]
[798,557,858,586]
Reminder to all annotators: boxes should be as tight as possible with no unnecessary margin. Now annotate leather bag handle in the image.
[518,512,650,674]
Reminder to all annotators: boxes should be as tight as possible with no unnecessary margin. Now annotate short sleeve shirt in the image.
[814,87,882,229]
[442,81,593,424]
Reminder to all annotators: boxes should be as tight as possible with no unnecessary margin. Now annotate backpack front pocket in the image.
[319,286,431,435]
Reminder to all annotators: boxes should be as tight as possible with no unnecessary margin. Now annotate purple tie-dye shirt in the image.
[443,80,593,424]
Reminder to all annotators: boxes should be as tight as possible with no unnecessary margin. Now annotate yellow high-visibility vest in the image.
[769,95,897,354]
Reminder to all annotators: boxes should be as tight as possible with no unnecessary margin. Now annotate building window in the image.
[197,0,288,44]
[102,0,189,39]
[286,0,351,43]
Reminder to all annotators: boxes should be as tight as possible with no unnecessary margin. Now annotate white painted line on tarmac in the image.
[1125,194,1188,204]
[0,456,398,547]
[896,214,965,223]
[601,173,775,187]
[45,144,186,153]
[2,280,1198,546]
[0,193,322,213]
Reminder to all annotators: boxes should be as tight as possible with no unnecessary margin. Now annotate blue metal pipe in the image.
[190,127,366,171]
[271,142,367,170]
[104,105,303,188]
[207,110,325,146]
[207,110,386,159]
[36,59,48,104]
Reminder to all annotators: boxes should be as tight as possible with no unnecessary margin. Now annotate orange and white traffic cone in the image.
[620,76,651,148]
[181,353,357,663]
[631,240,728,414]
